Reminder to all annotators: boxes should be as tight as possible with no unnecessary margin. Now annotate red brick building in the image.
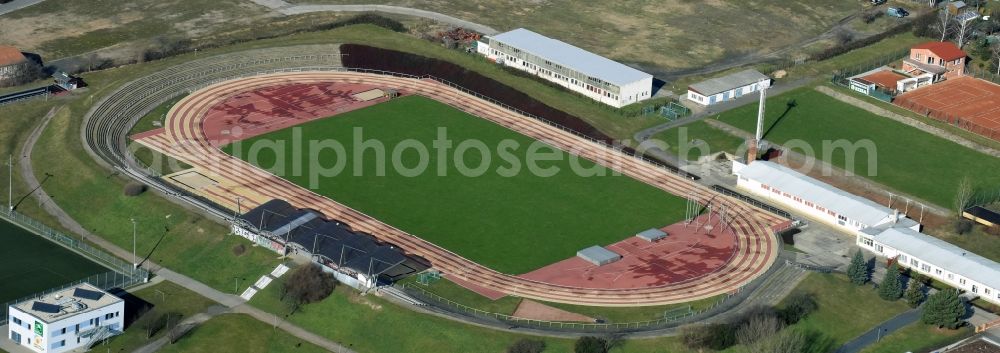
[902,42,967,80]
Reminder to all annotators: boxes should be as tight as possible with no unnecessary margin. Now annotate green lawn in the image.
[398,277,523,315]
[249,281,693,353]
[160,314,329,353]
[652,120,746,161]
[859,322,972,353]
[223,95,687,274]
[102,281,218,352]
[129,94,192,175]
[0,218,107,303]
[781,273,912,353]
[716,87,1000,208]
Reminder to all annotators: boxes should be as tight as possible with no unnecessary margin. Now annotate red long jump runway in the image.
[895,76,1000,141]
[145,71,783,306]
[520,215,737,290]
[200,82,395,146]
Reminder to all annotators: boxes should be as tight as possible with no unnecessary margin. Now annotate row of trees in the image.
[849,250,967,329]
[679,293,818,353]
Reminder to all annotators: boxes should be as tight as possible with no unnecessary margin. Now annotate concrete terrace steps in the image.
[144,71,783,306]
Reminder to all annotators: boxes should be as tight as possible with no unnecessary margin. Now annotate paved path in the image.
[837,308,922,353]
[249,0,499,35]
[15,107,356,353]
[815,85,1000,158]
[0,0,44,16]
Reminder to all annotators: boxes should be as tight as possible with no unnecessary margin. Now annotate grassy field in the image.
[859,322,972,353]
[223,95,687,274]
[715,87,1000,208]
[160,314,329,353]
[398,277,522,315]
[31,105,280,292]
[781,273,911,353]
[652,120,746,161]
[102,281,218,352]
[129,94,192,175]
[249,282,696,353]
[289,0,858,73]
[0,218,107,303]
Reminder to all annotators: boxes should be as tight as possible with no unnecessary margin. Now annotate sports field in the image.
[716,87,1000,208]
[223,95,687,274]
[0,219,106,303]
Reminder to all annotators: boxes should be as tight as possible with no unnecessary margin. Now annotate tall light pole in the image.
[130,218,137,268]
[234,196,242,219]
[7,154,12,213]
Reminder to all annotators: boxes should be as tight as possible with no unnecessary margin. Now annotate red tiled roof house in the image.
[902,42,967,80]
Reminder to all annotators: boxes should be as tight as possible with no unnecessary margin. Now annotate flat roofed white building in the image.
[733,161,919,233]
[687,69,770,106]
[857,225,1000,305]
[7,283,124,353]
[477,28,653,108]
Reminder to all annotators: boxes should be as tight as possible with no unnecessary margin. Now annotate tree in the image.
[848,250,869,285]
[937,9,954,42]
[737,315,791,353]
[991,41,1000,75]
[573,336,607,353]
[954,16,977,48]
[905,282,926,308]
[921,289,967,329]
[507,338,546,353]
[280,263,338,314]
[954,177,975,218]
[757,329,806,353]
[681,323,736,350]
[879,262,904,301]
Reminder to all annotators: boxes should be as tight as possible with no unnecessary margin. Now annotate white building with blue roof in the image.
[477,28,653,108]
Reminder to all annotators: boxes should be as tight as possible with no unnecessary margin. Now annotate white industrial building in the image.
[7,283,124,353]
[857,225,1000,306]
[732,161,920,233]
[733,160,1000,305]
[477,28,653,108]
[687,69,770,106]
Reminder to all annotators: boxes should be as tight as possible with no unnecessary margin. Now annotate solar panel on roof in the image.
[73,288,104,301]
[31,301,61,314]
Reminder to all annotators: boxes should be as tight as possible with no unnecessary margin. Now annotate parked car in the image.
[887,7,909,18]
[871,0,887,5]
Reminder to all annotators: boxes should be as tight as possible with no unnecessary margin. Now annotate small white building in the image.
[732,161,920,234]
[7,283,124,353]
[857,225,1000,306]
[687,69,770,106]
[477,28,653,108]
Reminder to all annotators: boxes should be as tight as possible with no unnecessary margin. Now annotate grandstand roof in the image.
[912,42,967,61]
[0,46,26,67]
[689,69,769,96]
[872,226,1000,291]
[490,28,652,86]
[735,161,895,227]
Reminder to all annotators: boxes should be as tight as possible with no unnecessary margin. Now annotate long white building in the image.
[477,28,653,108]
[732,161,919,233]
[687,69,770,106]
[7,284,124,353]
[733,160,1000,306]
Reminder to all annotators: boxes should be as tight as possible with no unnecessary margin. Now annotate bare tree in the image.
[736,315,785,353]
[991,42,1000,75]
[953,16,977,48]
[937,9,953,42]
[954,177,975,217]
[758,329,807,353]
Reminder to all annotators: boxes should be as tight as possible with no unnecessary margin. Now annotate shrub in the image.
[231,244,246,256]
[281,263,337,314]
[681,323,737,350]
[862,10,884,24]
[123,182,147,196]
[779,292,818,325]
[954,219,974,235]
[573,336,607,353]
[507,338,546,353]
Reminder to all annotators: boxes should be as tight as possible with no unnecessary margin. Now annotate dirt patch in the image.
[512,299,594,322]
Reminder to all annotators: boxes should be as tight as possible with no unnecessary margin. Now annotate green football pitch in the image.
[224,96,687,274]
[0,219,107,303]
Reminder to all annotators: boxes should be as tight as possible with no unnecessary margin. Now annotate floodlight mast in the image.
[748,80,768,162]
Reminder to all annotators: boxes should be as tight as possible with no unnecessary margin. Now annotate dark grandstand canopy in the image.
[240,199,428,282]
